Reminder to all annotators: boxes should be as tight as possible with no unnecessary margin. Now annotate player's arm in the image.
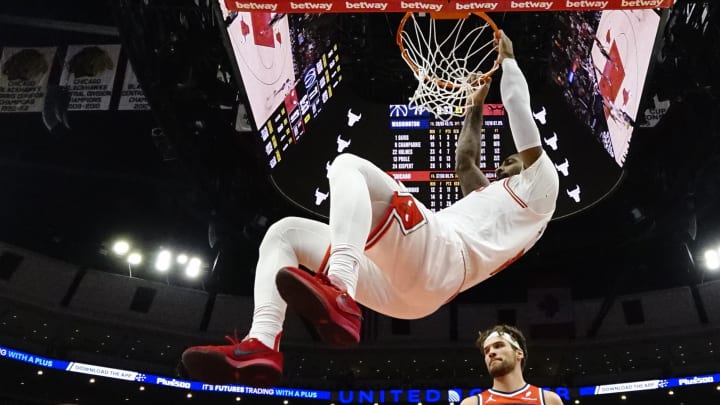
[456,78,492,196]
[497,31,543,168]
[543,390,564,405]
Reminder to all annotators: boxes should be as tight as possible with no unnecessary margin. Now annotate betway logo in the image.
[456,2,498,10]
[679,376,714,386]
[621,0,664,6]
[156,377,191,389]
[566,0,607,7]
[401,1,444,11]
[511,1,554,8]
[290,2,333,10]
[233,2,278,10]
[345,1,388,10]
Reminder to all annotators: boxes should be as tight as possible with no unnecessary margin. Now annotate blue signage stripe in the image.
[2,344,718,400]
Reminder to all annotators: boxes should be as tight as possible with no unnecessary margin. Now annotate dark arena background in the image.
[1,0,720,404]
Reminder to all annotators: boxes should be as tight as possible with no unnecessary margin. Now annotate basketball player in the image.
[462,325,564,405]
[180,31,559,387]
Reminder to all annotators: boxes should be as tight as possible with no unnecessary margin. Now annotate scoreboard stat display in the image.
[387,103,508,211]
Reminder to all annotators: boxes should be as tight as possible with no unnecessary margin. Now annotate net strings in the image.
[400,13,497,120]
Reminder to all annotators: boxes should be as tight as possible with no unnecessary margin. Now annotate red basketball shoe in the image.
[181,332,282,387]
[276,267,362,347]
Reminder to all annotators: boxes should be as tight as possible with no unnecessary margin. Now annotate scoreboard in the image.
[386,104,508,211]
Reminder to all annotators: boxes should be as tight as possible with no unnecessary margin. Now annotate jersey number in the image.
[390,192,427,234]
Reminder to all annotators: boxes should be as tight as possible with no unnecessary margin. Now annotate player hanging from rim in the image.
[463,325,564,405]
[180,31,560,387]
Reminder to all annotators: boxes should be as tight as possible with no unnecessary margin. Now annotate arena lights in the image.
[155,250,172,272]
[185,258,202,278]
[127,252,143,266]
[112,240,130,256]
[704,247,720,271]
[109,238,205,280]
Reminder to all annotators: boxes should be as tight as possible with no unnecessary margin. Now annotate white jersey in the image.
[358,152,557,319]
[436,151,559,291]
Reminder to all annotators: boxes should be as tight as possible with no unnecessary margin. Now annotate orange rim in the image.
[396,12,501,90]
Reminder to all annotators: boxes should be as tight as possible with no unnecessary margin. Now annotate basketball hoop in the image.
[396,12,501,120]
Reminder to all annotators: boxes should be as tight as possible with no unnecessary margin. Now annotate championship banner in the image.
[224,0,674,13]
[118,62,150,111]
[0,47,57,113]
[59,44,121,111]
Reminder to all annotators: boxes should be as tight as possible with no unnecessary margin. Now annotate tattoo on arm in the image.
[456,105,490,196]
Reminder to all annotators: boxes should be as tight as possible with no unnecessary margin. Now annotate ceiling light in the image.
[704,249,720,270]
[155,250,172,272]
[185,257,202,278]
[112,240,130,255]
[127,252,142,265]
[37,370,43,375]
[177,254,189,264]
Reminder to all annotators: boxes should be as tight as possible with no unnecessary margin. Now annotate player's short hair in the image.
[476,324,528,370]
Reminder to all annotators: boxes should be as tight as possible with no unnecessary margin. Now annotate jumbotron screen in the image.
[220,7,665,219]
[218,4,342,169]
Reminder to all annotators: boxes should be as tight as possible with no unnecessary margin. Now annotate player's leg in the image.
[249,217,332,346]
[182,217,331,387]
[275,153,406,346]
[325,153,405,296]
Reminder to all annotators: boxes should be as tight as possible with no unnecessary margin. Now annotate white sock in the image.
[247,306,283,350]
[327,244,360,297]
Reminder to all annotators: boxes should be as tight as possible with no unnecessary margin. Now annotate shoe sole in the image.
[181,349,281,387]
[276,269,359,347]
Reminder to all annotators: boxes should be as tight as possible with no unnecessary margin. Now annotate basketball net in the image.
[397,12,500,120]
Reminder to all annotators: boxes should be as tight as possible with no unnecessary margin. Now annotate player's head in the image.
[495,153,524,180]
[476,324,527,377]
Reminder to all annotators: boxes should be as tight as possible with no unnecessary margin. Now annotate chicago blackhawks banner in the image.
[59,44,121,111]
[0,47,57,113]
[118,62,150,111]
